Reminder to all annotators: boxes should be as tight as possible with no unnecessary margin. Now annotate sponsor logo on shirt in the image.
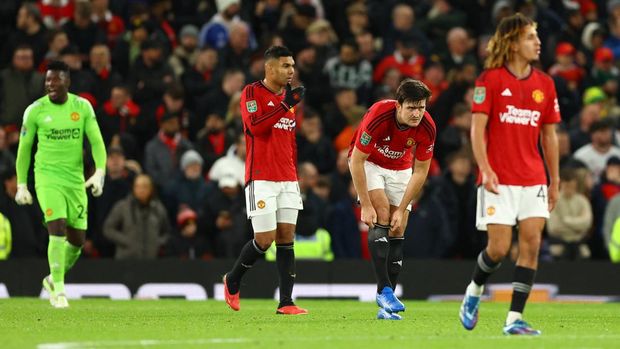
[360,132,372,146]
[473,86,486,104]
[375,144,405,159]
[246,100,257,113]
[71,112,80,121]
[46,128,81,140]
[273,117,296,131]
[501,88,512,96]
[532,89,545,103]
[499,105,540,127]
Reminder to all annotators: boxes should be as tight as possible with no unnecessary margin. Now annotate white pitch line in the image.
[37,334,620,349]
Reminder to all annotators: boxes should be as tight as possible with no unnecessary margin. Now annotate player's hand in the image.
[482,168,499,194]
[15,184,33,205]
[547,184,559,212]
[85,169,105,197]
[361,204,377,229]
[282,83,305,109]
[390,209,404,232]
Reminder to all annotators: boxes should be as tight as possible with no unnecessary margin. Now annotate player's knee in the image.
[488,242,511,260]
[375,206,390,224]
[254,234,275,250]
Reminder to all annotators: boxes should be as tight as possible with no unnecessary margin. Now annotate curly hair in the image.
[484,13,536,69]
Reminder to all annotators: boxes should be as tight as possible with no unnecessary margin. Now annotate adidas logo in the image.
[393,260,403,266]
[267,101,275,107]
[374,237,388,243]
[501,88,512,96]
[44,115,53,122]
[383,136,391,142]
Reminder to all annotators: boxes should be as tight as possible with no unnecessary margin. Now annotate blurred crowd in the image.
[0,0,619,262]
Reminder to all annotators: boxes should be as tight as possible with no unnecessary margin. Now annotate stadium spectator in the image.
[0,168,47,258]
[373,31,426,84]
[195,113,234,174]
[144,111,193,190]
[38,0,74,29]
[61,0,106,56]
[91,0,125,48]
[196,68,244,125]
[162,149,209,220]
[87,146,136,258]
[431,150,479,258]
[38,29,69,72]
[168,24,200,78]
[88,44,123,107]
[181,47,219,112]
[111,20,151,77]
[569,102,602,152]
[0,45,44,128]
[459,13,561,336]
[297,109,336,174]
[103,174,170,260]
[199,0,241,50]
[574,119,620,182]
[280,3,316,55]
[547,168,593,260]
[323,39,373,106]
[209,132,245,187]
[216,21,254,74]
[441,27,477,76]
[167,207,211,259]
[128,39,175,108]
[2,2,47,67]
[97,85,141,157]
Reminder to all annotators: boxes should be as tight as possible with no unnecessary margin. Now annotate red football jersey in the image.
[349,100,436,170]
[472,66,561,186]
[241,80,297,184]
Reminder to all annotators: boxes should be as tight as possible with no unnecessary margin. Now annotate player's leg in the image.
[223,181,276,311]
[37,185,69,307]
[273,181,306,315]
[461,185,515,329]
[387,206,408,291]
[502,217,544,335]
[64,187,88,275]
[503,185,548,335]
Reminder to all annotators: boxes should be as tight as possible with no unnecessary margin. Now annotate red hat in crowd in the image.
[555,42,575,56]
[177,208,197,227]
[594,47,614,63]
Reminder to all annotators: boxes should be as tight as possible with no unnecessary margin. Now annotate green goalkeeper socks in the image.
[48,235,66,294]
[64,240,82,272]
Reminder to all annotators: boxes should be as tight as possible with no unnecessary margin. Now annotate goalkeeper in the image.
[15,61,107,308]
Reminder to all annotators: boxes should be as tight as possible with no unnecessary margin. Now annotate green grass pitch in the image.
[1,298,619,349]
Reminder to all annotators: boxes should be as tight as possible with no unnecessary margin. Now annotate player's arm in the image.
[84,100,107,196]
[471,112,499,193]
[541,123,559,211]
[15,104,38,205]
[349,146,377,228]
[241,84,304,135]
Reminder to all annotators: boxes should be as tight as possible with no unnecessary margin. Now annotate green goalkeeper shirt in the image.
[16,93,107,189]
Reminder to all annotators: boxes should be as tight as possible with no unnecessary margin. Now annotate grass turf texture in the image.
[1,299,619,349]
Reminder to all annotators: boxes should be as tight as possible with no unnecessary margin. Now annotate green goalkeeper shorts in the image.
[35,184,88,230]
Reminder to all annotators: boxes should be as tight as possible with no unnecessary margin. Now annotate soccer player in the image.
[15,61,107,308]
[459,13,560,335]
[349,79,436,320]
[222,46,307,315]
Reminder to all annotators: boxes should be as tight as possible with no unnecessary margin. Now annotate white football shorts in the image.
[476,184,550,231]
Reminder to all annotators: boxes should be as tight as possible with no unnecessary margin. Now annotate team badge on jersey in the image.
[360,132,372,146]
[406,138,415,147]
[532,90,544,104]
[246,100,257,113]
[257,200,266,209]
[71,112,80,121]
[473,87,486,104]
[45,208,53,217]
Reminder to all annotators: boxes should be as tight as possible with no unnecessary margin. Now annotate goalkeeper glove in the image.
[85,169,105,197]
[281,83,305,110]
[15,184,33,205]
